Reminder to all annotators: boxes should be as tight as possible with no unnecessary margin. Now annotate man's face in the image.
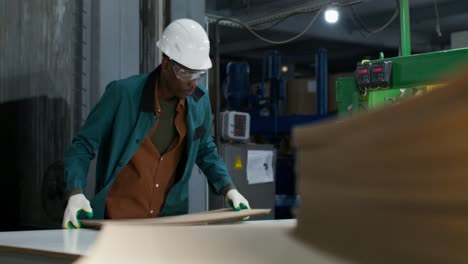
[163,58,206,99]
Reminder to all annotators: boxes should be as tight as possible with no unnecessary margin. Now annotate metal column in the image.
[316,48,328,115]
[400,0,412,56]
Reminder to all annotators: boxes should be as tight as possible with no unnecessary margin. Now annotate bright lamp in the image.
[324,8,339,24]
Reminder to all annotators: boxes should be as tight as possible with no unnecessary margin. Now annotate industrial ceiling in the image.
[206,0,468,75]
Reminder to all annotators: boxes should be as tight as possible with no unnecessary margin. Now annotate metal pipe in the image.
[399,0,411,56]
[316,48,328,116]
[271,51,281,134]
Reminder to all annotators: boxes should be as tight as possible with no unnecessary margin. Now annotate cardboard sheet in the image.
[81,208,270,228]
[75,222,350,264]
[293,66,468,264]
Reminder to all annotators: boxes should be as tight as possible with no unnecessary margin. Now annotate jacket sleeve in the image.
[64,81,121,192]
[195,98,235,196]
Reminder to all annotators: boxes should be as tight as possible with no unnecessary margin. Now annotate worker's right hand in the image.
[62,193,93,229]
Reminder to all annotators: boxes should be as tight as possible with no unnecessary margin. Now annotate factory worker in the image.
[62,18,250,228]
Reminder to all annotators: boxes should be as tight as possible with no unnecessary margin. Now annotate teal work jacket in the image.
[64,67,233,219]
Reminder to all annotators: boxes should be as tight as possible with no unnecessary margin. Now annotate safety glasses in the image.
[170,60,206,81]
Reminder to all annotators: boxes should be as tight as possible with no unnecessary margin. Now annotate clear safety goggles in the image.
[170,60,206,81]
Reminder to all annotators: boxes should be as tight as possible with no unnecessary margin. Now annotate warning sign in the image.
[234,156,243,170]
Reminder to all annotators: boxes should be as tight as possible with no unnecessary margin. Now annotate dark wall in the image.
[0,96,70,230]
[0,1,82,230]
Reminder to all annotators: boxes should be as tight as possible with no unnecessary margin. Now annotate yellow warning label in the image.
[234,156,243,170]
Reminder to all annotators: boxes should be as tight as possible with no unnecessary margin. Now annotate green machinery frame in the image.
[336,48,468,116]
[336,0,468,116]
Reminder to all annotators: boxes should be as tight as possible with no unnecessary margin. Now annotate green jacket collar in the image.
[140,66,205,112]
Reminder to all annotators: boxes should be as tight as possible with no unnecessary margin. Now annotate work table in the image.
[0,229,98,264]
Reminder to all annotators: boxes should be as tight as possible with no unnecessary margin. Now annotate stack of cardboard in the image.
[293,65,468,264]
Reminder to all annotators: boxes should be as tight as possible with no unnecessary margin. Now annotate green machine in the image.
[336,0,468,116]
[336,48,468,116]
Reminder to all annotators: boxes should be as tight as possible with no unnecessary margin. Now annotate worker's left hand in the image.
[225,189,250,211]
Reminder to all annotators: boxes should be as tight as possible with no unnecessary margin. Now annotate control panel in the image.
[354,61,392,92]
[220,111,250,142]
[370,61,392,87]
[354,63,371,88]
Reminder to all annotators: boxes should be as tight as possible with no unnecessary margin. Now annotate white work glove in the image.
[62,193,93,229]
[225,189,250,211]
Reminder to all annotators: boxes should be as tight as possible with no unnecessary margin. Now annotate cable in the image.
[250,11,308,31]
[348,8,372,38]
[212,0,367,44]
[241,0,328,26]
[216,8,323,45]
[208,0,364,30]
[349,0,399,38]
[329,0,366,7]
[351,5,372,33]
[366,0,399,35]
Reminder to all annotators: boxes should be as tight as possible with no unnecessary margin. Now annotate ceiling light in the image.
[324,8,339,24]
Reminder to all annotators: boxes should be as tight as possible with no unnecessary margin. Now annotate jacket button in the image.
[136,139,141,144]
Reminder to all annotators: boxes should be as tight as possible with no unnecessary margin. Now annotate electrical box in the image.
[220,111,250,142]
[354,63,371,89]
[370,61,392,88]
[210,143,276,220]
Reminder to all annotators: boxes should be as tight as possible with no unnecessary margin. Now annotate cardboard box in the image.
[251,73,352,115]
[286,78,317,115]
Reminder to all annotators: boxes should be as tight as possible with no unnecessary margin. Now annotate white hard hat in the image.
[157,18,212,70]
